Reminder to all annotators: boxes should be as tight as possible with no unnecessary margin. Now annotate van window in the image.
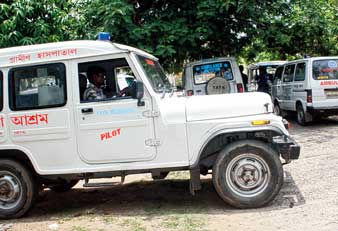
[273,66,284,84]
[9,63,66,111]
[193,61,233,84]
[0,71,2,111]
[313,59,338,80]
[78,58,136,102]
[282,64,295,82]
[294,63,306,81]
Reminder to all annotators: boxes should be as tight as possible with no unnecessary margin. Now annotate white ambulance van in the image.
[272,57,338,125]
[0,35,300,218]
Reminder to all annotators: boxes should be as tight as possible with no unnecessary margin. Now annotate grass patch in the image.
[161,214,206,231]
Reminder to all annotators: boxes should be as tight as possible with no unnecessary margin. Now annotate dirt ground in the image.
[1,116,338,231]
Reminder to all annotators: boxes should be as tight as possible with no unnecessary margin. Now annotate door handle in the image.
[81,108,93,114]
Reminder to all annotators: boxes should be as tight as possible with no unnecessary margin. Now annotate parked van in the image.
[182,57,244,96]
[272,57,338,125]
[247,61,286,93]
[0,35,299,218]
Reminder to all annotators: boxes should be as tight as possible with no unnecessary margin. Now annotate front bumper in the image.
[273,135,300,162]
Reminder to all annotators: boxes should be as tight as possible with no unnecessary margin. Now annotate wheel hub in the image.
[226,154,270,197]
[0,172,22,208]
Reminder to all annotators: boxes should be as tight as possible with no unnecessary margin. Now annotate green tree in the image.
[0,0,74,48]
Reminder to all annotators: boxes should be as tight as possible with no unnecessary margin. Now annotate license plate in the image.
[325,89,338,97]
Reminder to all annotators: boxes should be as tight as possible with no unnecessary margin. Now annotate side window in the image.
[273,66,283,84]
[283,64,295,82]
[78,58,135,102]
[0,71,2,111]
[294,63,306,81]
[9,63,66,111]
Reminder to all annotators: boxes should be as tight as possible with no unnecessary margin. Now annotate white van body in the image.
[182,57,244,95]
[271,57,338,125]
[0,40,299,218]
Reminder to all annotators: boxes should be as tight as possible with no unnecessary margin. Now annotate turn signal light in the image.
[306,89,312,103]
[251,120,270,126]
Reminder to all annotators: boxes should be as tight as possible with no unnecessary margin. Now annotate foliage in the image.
[0,0,337,70]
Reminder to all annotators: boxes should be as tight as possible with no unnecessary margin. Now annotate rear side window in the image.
[9,63,67,110]
[282,64,295,82]
[313,59,338,80]
[0,71,2,111]
[193,61,233,84]
[294,63,306,81]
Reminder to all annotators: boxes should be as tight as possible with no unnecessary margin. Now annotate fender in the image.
[0,145,42,174]
[189,125,285,168]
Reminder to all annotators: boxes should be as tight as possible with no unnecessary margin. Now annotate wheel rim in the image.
[225,154,271,198]
[0,171,23,210]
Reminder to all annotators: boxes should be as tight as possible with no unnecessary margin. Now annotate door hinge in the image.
[142,110,160,118]
[145,139,161,147]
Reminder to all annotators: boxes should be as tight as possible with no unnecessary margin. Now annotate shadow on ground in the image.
[13,170,305,223]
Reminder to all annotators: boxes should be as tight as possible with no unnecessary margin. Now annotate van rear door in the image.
[311,59,338,108]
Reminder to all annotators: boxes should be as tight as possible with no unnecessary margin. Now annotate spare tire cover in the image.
[206,77,231,95]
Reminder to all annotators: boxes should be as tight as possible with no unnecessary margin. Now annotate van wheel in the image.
[274,102,287,117]
[296,104,307,125]
[49,180,79,192]
[274,102,281,116]
[0,159,38,219]
[212,140,283,208]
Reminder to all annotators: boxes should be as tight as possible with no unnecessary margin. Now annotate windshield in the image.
[137,55,172,93]
[193,61,233,84]
[313,59,338,80]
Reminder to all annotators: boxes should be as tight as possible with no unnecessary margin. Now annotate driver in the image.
[83,66,106,100]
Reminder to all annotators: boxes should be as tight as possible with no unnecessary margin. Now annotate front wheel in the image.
[212,140,283,208]
[0,159,38,219]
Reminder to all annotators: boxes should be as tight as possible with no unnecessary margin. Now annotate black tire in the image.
[212,140,283,209]
[274,101,281,116]
[0,159,38,219]
[49,179,79,192]
[274,101,287,117]
[296,104,306,125]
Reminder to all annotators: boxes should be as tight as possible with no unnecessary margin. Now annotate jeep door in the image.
[72,54,156,164]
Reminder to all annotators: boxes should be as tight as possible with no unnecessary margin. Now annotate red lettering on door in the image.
[100,128,121,141]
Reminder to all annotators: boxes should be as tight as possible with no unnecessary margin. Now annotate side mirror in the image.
[132,80,145,106]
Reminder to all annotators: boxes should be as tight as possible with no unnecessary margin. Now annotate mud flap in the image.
[189,168,201,195]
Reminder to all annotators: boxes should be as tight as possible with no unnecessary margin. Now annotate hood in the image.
[186,92,273,121]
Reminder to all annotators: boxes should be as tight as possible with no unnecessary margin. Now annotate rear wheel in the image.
[296,104,307,125]
[212,140,283,208]
[0,159,38,219]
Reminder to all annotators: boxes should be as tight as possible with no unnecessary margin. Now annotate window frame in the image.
[0,71,3,112]
[8,62,67,111]
[294,62,306,82]
[273,66,284,84]
[192,61,234,85]
[282,64,295,83]
[79,58,136,104]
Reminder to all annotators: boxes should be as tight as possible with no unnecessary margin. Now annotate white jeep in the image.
[0,36,300,218]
